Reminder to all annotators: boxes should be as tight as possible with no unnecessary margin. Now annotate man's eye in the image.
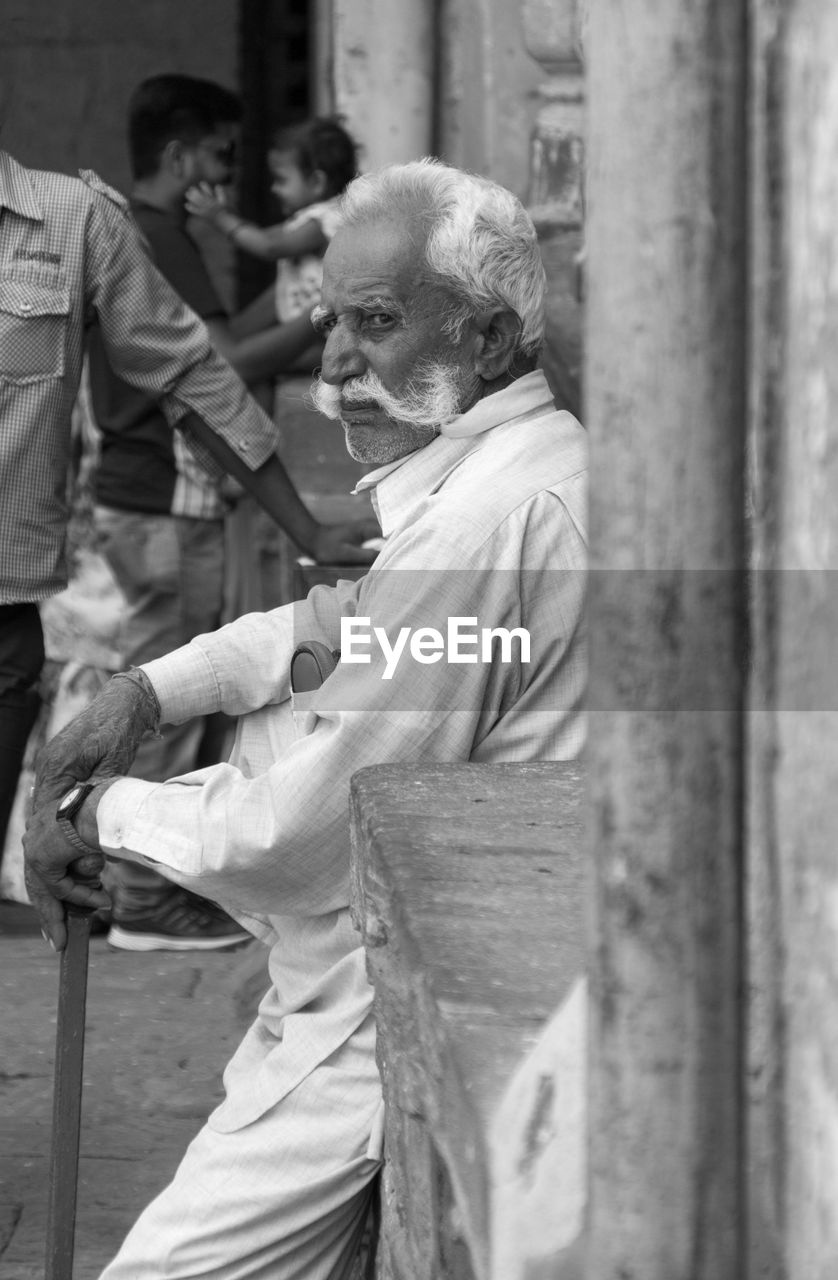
[363,313,396,331]
[313,313,337,334]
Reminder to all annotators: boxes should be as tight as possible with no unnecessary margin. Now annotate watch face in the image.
[58,784,88,818]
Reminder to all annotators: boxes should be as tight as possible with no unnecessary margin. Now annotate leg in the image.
[94,506,227,783]
[0,604,44,865]
[99,1013,383,1280]
[95,508,245,949]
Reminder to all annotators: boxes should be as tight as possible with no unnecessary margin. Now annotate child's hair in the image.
[271,116,360,199]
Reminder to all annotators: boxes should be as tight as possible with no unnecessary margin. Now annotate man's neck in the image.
[131,175,186,220]
[463,367,527,412]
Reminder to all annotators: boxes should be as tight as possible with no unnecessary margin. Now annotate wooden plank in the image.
[350,762,585,1280]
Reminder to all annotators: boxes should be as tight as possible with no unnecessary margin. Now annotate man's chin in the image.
[343,420,436,466]
[342,423,391,464]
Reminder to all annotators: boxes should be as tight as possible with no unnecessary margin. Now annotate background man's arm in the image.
[83,186,374,558]
[205,311,326,385]
[180,414,377,563]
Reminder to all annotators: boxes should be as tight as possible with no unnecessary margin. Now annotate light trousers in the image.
[98,1011,383,1279]
[94,506,227,912]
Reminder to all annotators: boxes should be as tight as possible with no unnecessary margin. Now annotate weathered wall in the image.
[328,0,541,197]
[0,1,238,190]
[330,0,436,170]
[585,0,748,1275]
[438,0,543,200]
[749,1,838,1275]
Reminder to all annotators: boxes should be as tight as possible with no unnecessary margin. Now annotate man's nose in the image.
[321,324,366,386]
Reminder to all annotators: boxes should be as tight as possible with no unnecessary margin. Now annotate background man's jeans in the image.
[0,603,44,869]
[94,506,226,913]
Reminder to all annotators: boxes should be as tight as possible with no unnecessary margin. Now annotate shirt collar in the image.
[353,369,556,537]
[0,151,44,221]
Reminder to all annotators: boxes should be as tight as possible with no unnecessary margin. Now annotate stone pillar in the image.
[521,0,585,417]
[749,2,838,1275]
[585,0,748,1276]
[310,0,336,116]
[330,0,435,169]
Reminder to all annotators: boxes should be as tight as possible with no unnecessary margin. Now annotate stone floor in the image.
[0,900,267,1278]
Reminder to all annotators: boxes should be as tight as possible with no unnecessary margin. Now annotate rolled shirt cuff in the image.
[140,642,222,724]
[96,776,163,864]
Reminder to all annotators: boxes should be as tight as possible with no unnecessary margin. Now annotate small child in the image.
[186,115,359,326]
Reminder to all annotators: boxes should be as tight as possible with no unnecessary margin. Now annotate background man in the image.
[88,74,345,951]
[25,159,588,1279]
[0,132,372,885]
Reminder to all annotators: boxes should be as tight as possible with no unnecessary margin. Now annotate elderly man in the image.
[25,159,587,1280]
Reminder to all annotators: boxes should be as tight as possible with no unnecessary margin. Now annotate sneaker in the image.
[90,906,113,936]
[107,887,250,952]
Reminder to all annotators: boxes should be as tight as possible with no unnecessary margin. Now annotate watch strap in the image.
[56,782,99,858]
[57,815,100,859]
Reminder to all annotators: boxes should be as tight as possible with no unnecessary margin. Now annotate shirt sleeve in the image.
[138,577,360,722]
[82,187,278,473]
[95,499,582,918]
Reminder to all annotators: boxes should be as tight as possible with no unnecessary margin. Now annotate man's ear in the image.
[161,139,186,178]
[471,309,522,381]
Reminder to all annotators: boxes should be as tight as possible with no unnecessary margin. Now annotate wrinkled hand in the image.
[310,519,383,566]
[32,673,158,813]
[23,801,110,952]
[184,181,227,220]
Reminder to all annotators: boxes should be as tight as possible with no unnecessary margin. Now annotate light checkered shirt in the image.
[97,370,588,1128]
[0,150,279,603]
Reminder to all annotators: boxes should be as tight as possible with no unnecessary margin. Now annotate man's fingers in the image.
[312,522,382,566]
[343,519,381,544]
[71,853,104,881]
[25,856,109,911]
[330,542,378,565]
[57,877,111,912]
[23,849,109,952]
[23,868,68,952]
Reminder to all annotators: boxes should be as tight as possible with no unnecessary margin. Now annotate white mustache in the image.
[309,371,389,420]
[309,363,466,429]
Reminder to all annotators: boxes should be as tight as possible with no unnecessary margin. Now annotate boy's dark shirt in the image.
[89,201,227,514]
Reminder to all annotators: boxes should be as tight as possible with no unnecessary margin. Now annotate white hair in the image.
[338,158,546,360]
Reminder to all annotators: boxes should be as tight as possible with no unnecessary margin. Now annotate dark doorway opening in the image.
[237,0,313,306]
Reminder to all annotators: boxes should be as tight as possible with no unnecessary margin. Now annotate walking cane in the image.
[45,898,96,1280]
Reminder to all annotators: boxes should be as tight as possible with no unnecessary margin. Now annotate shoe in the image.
[90,906,113,936]
[107,887,250,952]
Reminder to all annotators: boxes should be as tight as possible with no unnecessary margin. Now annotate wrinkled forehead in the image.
[322,217,433,309]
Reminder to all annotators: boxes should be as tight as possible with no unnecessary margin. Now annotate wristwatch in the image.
[56,782,99,857]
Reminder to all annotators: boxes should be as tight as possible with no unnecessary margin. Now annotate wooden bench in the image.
[349,762,586,1280]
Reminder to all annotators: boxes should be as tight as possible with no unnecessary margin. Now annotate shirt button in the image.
[239,441,249,451]
[19,302,32,313]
